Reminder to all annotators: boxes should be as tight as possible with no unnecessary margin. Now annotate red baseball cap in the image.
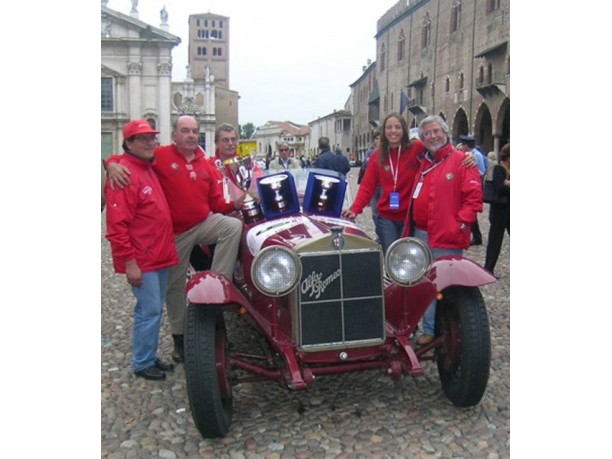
[123,119,160,139]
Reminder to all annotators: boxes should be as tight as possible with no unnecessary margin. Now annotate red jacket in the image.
[402,142,483,249]
[351,140,425,221]
[153,145,235,234]
[107,146,235,234]
[105,153,179,274]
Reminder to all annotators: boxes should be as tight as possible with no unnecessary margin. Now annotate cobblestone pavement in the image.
[101,169,510,458]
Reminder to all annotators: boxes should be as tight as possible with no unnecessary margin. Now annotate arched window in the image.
[422,13,431,48]
[445,77,450,93]
[478,65,484,83]
[487,63,493,83]
[459,72,464,89]
[487,0,501,13]
[147,118,156,130]
[398,30,405,62]
[450,1,461,33]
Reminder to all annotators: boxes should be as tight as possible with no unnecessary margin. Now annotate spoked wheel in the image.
[435,286,490,407]
[184,304,233,438]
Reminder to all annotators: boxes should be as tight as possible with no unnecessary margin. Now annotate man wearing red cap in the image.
[106,116,247,363]
[105,119,179,380]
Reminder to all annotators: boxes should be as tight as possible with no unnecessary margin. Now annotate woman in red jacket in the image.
[342,113,424,254]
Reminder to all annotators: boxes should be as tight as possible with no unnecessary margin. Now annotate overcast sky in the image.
[108,0,398,127]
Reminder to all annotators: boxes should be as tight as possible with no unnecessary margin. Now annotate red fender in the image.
[186,271,251,308]
[428,256,496,291]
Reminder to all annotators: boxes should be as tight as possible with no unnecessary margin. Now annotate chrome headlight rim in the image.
[250,246,302,297]
[384,237,432,286]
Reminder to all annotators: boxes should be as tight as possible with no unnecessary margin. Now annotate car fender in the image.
[186,271,250,308]
[429,256,496,291]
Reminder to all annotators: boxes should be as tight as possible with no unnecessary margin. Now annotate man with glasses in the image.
[210,123,264,197]
[268,143,301,171]
[104,120,179,380]
[402,115,483,345]
[106,116,246,363]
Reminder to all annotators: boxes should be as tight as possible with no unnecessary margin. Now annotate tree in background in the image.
[239,123,255,139]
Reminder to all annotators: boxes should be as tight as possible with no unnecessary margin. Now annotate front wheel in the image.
[184,304,233,438]
[435,286,490,407]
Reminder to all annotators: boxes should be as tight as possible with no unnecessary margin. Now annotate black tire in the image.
[184,304,233,438]
[435,286,490,407]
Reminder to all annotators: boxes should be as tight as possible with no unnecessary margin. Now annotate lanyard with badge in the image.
[388,147,401,210]
[412,151,447,199]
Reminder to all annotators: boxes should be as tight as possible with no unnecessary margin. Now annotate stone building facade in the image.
[185,13,239,132]
[350,60,379,161]
[306,110,353,161]
[102,4,239,159]
[351,0,510,155]
[252,121,310,162]
[101,4,180,158]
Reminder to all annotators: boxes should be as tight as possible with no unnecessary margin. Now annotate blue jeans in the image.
[378,216,405,255]
[412,228,463,336]
[131,269,169,372]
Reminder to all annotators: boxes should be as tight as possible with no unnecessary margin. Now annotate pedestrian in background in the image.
[402,115,483,345]
[334,147,351,176]
[105,120,179,380]
[458,135,487,246]
[484,143,510,278]
[357,131,379,184]
[269,143,301,171]
[312,137,338,173]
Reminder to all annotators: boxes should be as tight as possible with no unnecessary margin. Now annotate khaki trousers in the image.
[166,213,242,334]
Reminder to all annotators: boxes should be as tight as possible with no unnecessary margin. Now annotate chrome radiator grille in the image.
[296,249,385,350]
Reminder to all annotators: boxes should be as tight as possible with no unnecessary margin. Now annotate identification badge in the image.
[412,181,423,199]
[389,192,400,210]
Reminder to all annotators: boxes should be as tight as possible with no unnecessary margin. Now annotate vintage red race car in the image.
[183,168,495,439]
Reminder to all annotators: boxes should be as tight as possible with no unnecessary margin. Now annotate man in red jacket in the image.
[105,120,180,380]
[208,122,264,201]
[106,116,247,363]
[402,115,483,345]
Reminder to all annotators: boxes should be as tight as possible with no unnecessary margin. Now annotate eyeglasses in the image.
[422,128,444,139]
[132,135,158,142]
[220,137,237,144]
[279,148,289,152]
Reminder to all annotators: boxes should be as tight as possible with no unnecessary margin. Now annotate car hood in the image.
[245,213,369,256]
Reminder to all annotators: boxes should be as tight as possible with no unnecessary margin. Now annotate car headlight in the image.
[385,238,432,285]
[251,246,301,296]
